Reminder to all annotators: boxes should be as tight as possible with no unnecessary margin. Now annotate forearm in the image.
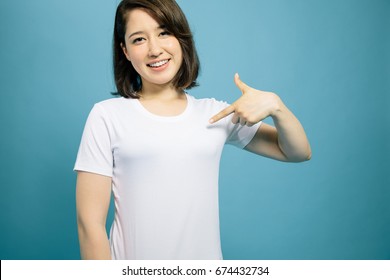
[76,172,112,259]
[271,99,311,162]
[209,74,311,162]
[78,224,111,260]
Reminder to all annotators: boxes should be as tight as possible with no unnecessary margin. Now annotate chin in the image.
[144,76,177,87]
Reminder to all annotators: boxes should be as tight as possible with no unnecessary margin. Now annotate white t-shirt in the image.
[74,94,261,260]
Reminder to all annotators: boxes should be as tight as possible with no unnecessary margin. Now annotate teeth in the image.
[148,60,168,68]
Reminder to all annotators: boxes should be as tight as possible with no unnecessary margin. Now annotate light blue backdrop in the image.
[0,0,388,259]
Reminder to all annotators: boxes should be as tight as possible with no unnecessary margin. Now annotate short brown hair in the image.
[113,0,200,98]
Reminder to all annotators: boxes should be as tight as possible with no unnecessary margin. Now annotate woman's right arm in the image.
[76,171,112,259]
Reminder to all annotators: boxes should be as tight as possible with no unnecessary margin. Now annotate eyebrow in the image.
[128,25,167,39]
[128,31,143,39]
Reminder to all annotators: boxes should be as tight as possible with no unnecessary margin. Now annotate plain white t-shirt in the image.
[74,94,261,260]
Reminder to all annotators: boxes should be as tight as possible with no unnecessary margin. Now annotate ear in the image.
[121,42,131,61]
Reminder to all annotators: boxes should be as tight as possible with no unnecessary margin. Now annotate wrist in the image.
[269,93,284,119]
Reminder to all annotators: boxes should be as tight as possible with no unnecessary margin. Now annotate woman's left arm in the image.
[209,74,311,162]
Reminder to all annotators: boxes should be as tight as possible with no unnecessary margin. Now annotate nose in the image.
[148,38,163,58]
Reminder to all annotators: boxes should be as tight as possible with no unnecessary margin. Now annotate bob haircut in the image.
[113,0,200,98]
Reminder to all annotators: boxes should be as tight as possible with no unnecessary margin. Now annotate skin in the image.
[76,172,112,259]
[121,8,186,116]
[76,8,311,260]
[210,73,312,162]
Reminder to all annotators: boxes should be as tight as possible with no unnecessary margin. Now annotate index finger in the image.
[209,105,235,124]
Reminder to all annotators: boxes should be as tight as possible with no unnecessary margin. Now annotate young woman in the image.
[74,0,311,260]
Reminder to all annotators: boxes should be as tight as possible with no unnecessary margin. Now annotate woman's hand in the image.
[209,73,281,126]
[209,73,311,162]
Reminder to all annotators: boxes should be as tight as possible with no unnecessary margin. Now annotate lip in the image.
[146,59,171,72]
[147,59,170,67]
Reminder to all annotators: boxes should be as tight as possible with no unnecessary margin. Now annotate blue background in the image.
[0,0,389,259]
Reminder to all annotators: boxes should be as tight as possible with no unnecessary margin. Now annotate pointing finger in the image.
[209,105,235,124]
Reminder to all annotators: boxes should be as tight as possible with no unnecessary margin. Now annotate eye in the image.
[159,30,171,37]
[132,37,145,44]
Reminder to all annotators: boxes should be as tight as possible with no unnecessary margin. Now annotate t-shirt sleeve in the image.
[74,104,113,177]
[221,103,262,149]
[225,119,262,148]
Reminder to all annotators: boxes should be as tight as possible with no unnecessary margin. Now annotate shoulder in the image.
[187,94,230,113]
[84,97,135,124]
[94,97,129,110]
[91,97,135,116]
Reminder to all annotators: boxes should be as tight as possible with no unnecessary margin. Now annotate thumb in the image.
[234,73,250,94]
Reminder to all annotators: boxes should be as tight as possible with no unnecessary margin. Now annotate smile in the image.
[147,59,169,68]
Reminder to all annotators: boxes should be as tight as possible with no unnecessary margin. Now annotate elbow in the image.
[302,151,312,162]
[303,145,312,161]
[306,145,312,161]
[298,148,312,162]
[288,148,312,163]
[296,143,312,162]
[278,140,312,163]
[307,150,312,161]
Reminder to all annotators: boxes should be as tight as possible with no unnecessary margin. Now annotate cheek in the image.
[126,46,145,63]
[165,38,182,56]
[126,49,145,74]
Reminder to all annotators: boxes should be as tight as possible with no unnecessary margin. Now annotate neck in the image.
[139,83,184,101]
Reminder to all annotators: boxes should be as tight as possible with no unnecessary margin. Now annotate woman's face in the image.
[122,9,183,90]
